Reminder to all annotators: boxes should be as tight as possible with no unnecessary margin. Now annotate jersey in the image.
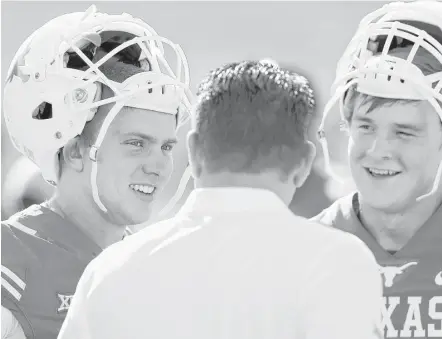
[1,204,102,339]
[312,193,442,339]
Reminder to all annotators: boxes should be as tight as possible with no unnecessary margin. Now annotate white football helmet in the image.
[3,5,193,213]
[317,0,442,201]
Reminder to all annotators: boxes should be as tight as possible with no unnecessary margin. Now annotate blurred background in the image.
[1,1,386,221]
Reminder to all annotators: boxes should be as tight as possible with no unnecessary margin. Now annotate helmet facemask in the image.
[317,2,442,201]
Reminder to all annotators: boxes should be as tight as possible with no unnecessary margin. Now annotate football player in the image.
[1,5,192,338]
[314,1,442,338]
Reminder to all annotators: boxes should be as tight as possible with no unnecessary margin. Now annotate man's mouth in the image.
[129,184,157,195]
[365,167,401,177]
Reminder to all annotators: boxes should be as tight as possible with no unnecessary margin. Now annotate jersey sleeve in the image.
[1,222,39,338]
[2,306,26,339]
[301,233,383,339]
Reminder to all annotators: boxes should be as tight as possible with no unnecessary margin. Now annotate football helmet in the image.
[317,0,442,200]
[3,5,193,212]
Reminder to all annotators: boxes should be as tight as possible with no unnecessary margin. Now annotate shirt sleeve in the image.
[2,307,26,339]
[302,234,383,339]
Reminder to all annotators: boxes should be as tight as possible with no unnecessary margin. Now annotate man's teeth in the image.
[368,168,399,176]
[129,184,155,194]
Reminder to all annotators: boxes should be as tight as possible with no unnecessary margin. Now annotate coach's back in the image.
[60,187,382,339]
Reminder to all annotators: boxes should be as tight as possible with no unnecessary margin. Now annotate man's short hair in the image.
[193,60,315,176]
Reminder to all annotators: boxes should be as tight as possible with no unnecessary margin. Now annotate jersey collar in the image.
[33,204,102,260]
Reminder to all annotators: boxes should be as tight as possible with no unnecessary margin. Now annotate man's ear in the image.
[293,141,316,188]
[187,130,202,179]
[61,136,85,172]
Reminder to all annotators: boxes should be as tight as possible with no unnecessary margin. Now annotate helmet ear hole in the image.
[32,102,53,120]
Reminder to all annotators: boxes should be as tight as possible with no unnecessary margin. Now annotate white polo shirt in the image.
[58,188,383,339]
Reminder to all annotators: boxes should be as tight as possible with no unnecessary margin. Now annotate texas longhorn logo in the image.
[378,262,418,288]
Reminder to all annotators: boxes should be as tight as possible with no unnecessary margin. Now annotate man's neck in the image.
[48,191,126,250]
[358,193,442,252]
[196,171,294,206]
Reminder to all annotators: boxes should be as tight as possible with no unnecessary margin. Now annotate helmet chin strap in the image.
[416,159,442,202]
[317,79,358,184]
[416,95,442,201]
[156,110,193,219]
[157,165,192,218]
[89,101,125,213]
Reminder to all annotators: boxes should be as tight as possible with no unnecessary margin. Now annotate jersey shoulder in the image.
[310,192,359,231]
[1,206,47,297]
[1,205,81,339]
[1,205,53,337]
[2,204,63,271]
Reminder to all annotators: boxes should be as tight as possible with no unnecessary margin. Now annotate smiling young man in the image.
[314,1,442,338]
[1,5,191,339]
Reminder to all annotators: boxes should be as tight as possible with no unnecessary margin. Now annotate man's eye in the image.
[126,140,143,147]
[397,131,414,138]
[358,124,373,131]
[162,144,174,152]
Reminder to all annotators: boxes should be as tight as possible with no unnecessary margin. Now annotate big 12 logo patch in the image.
[57,293,74,313]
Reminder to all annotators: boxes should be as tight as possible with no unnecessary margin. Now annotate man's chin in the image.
[360,190,412,213]
[126,212,153,227]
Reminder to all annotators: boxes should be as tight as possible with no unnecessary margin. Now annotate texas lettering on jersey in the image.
[312,193,442,339]
[379,261,442,338]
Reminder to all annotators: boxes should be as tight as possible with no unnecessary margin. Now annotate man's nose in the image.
[366,134,394,160]
[140,148,169,180]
